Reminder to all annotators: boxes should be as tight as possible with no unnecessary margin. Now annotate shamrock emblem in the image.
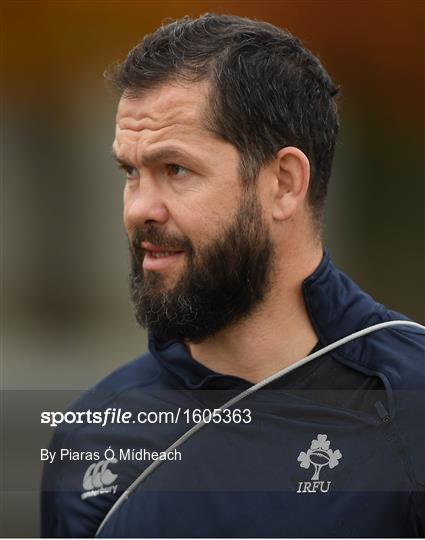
[297,434,342,480]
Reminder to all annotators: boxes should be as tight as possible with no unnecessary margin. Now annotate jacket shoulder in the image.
[358,307,425,390]
[358,309,425,488]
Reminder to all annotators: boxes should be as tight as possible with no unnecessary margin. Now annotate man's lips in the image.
[140,242,185,271]
[141,242,183,253]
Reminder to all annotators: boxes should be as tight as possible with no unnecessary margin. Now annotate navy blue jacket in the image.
[41,251,425,537]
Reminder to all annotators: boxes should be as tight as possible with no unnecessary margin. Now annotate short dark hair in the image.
[106,14,339,223]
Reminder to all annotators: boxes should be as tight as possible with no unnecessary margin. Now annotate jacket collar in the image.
[149,339,251,390]
[302,249,378,348]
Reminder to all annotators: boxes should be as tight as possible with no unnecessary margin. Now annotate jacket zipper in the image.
[374,400,391,424]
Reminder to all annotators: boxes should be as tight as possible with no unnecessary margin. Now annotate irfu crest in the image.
[297,434,342,480]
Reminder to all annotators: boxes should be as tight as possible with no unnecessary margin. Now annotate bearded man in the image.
[41,14,425,538]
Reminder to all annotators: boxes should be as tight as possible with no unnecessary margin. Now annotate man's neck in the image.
[187,244,323,384]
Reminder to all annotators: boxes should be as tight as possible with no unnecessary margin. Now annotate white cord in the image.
[96,320,425,536]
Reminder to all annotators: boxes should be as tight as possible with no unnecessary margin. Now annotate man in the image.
[41,14,425,537]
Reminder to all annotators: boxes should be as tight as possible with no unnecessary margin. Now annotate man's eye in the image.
[166,164,188,177]
[120,165,139,180]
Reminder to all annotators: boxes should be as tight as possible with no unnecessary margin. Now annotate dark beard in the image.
[129,190,275,343]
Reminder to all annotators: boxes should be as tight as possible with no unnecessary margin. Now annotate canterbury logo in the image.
[81,459,118,500]
[83,459,118,490]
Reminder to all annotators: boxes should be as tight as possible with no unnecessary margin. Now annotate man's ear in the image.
[271,146,310,221]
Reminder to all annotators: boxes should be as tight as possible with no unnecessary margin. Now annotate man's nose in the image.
[124,181,170,227]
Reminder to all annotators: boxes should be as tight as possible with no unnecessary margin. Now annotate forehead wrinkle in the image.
[115,104,206,158]
[116,87,204,138]
[116,112,200,137]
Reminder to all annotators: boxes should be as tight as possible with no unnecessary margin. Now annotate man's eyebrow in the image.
[111,147,198,168]
[111,149,133,168]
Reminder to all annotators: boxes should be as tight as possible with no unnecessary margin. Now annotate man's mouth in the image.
[141,242,184,270]
[148,251,180,258]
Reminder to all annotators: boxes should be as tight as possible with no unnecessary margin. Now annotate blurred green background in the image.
[1,0,424,536]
